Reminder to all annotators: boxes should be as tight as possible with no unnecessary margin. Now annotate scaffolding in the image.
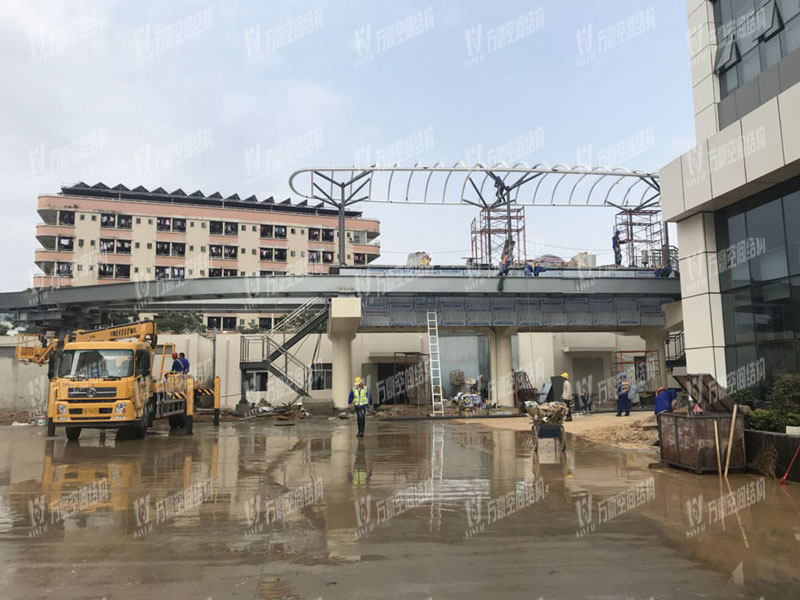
[470,204,527,266]
[610,350,661,394]
[614,209,677,269]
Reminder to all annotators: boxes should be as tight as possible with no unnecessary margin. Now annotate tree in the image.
[0,324,8,336]
[155,312,207,334]
[237,320,261,334]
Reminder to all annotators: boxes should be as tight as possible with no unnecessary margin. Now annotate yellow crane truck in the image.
[16,321,219,440]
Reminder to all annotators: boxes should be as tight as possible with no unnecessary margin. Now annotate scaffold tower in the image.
[470,204,527,266]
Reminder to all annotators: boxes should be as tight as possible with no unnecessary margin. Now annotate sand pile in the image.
[568,413,659,449]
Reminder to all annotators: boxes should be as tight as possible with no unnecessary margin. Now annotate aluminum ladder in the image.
[426,310,444,416]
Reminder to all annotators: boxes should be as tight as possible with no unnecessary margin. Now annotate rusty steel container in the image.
[658,412,746,473]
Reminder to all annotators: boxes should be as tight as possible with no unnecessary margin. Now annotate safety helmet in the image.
[620,373,627,379]
[657,386,666,393]
[353,376,362,385]
[561,372,568,379]
[172,352,178,358]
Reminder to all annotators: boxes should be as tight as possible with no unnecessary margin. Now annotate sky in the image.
[0,0,696,291]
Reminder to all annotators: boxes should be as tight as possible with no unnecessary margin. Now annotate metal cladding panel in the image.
[589,296,615,311]
[389,298,417,327]
[438,297,466,326]
[541,298,565,312]
[592,312,618,326]
[363,314,392,327]
[516,299,542,326]
[637,297,664,314]
[564,298,590,312]
[617,312,641,326]
[414,297,433,311]
[466,298,492,326]
[613,298,638,312]
[566,312,592,326]
[543,311,568,326]
[362,297,389,315]
[492,298,517,326]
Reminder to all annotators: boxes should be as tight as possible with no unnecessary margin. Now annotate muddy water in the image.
[0,420,798,599]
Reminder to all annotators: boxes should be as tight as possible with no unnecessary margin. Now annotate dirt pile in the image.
[568,413,659,449]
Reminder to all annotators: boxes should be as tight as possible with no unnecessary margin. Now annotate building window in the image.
[308,228,321,241]
[156,217,171,231]
[322,251,334,264]
[252,225,257,232]
[251,248,256,255]
[90,240,96,246]
[309,250,320,263]
[189,245,194,251]
[224,222,238,236]
[209,245,222,258]
[155,242,170,256]
[210,221,223,235]
[56,262,73,277]
[136,217,141,224]
[222,316,237,330]
[91,215,97,221]
[354,253,366,265]
[242,371,268,393]
[99,239,115,254]
[135,242,140,249]
[274,248,287,262]
[116,240,132,254]
[209,268,222,278]
[98,263,114,279]
[223,269,237,277]
[274,225,287,239]
[291,250,296,257]
[207,316,221,330]
[172,218,186,232]
[322,229,335,242]
[100,214,116,228]
[79,214,85,221]
[260,224,273,238]
[223,246,238,259]
[172,242,186,257]
[57,236,74,252]
[117,215,132,229]
[241,224,246,231]
[146,242,152,249]
[78,239,84,248]
[311,363,333,390]
[155,266,169,280]
[58,211,75,226]
[171,266,185,279]
[77,264,82,271]
[258,317,272,330]
[115,264,131,279]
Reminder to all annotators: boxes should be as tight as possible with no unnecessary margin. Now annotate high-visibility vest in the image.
[352,386,369,406]
[620,380,629,393]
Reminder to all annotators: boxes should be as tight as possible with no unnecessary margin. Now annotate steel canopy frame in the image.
[288,163,660,265]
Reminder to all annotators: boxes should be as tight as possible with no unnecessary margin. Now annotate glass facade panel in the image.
[723,289,755,344]
[746,199,787,281]
[784,192,800,275]
[751,280,793,341]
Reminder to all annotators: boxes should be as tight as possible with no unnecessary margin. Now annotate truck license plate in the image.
[84,407,100,416]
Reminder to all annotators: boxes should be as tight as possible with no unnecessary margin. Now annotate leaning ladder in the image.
[427,310,444,416]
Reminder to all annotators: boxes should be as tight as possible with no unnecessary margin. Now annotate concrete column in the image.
[329,332,355,409]
[486,327,516,408]
[328,297,362,410]
[642,330,668,390]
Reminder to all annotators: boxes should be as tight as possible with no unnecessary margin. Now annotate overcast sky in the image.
[0,0,695,291]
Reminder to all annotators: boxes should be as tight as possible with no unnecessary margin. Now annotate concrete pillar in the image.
[485,327,516,408]
[329,332,355,409]
[642,330,668,390]
[328,297,362,410]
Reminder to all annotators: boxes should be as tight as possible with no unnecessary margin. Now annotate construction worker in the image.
[612,229,626,267]
[497,254,512,277]
[533,263,547,277]
[348,376,372,438]
[178,352,190,374]
[523,263,533,277]
[170,352,184,373]
[561,372,573,422]
[654,386,676,416]
[616,373,630,417]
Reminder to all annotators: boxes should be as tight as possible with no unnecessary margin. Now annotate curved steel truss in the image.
[288,163,660,211]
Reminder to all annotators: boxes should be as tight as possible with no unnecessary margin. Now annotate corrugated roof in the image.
[58,182,364,218]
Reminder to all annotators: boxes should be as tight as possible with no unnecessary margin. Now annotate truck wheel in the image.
[169,413,186,429]
[66,428,81,442]
[134,409,148,439]
[46,418,55,437]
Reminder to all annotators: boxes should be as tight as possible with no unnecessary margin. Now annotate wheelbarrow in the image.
[531,422,566,453]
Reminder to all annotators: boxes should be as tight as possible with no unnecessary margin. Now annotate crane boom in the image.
[14,320,158,364]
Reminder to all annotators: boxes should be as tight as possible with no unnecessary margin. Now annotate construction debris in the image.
[525,401,569,424]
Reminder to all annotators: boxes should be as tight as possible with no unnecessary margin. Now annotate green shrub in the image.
[729,388,756,409]
[767,374,800,412]
[745,408,800,432]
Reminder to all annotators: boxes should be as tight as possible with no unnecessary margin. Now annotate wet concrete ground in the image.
[0,419,798,600]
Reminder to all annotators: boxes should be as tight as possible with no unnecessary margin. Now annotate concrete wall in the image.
[159,333,215,385]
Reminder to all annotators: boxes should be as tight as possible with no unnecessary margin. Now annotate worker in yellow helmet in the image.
[561,372,573,422]
[348,376,372,438]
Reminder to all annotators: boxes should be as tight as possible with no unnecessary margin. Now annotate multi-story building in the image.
[34,182,380,330]
[661,0,800,394]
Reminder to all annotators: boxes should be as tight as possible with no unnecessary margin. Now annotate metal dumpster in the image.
[658,412,746,473]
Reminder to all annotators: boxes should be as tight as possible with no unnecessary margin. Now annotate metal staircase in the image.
[240,299,329,397]
[426,310,444,416]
